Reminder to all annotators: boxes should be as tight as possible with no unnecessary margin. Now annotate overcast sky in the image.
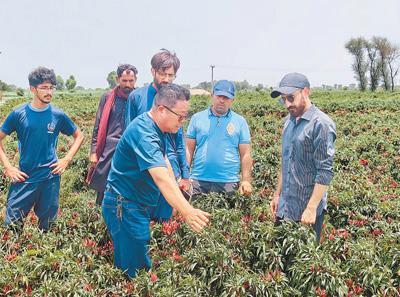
[1,0,399,89]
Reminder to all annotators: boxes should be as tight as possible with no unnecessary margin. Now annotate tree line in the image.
[345,36,399,92]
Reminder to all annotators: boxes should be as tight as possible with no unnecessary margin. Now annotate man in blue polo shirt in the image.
[269,73,336,243]
[125,49,190,220]
[186,80,253,197]
[102,84,210,278]
[0,67,84,230]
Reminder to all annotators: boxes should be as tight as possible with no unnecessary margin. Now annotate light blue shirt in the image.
[186,107,250,183]
[277,104,336,221]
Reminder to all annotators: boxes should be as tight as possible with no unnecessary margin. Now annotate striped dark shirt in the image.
[277,104,336,221]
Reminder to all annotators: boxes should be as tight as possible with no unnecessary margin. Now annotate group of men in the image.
[0,49,336,278]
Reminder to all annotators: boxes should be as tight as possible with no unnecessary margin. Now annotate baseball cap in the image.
[271,73,310,98]
[213,80,235,99]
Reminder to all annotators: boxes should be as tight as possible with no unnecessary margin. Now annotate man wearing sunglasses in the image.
[186,80,253,197]
[88,64,138,205]
[0,67,84,231]
[125,49,190,221]
[102,84,210,278]
[270,72,336,243]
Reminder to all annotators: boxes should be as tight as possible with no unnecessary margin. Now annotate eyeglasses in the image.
[36,86,56,92]
[156,71,176,79]
[280,89,302,104]
[159,105,188,121]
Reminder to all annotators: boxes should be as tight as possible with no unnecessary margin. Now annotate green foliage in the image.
[106,71,117,89]
[15,88,24,97]
[56,75,64,90]
[0,90,399,295]
[65,75,77,91]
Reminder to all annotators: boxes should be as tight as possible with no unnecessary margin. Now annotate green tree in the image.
[16,88,24,96]
[56,75,64,90]
[107,71,117,89]
[0,80,12,92]
[65,75,77,91]
[365,40,381,92]
[345,37,368,91]
[373,36,392,91]
[196,81,212,91]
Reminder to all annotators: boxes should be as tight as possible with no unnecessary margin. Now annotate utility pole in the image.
[210,65,215,92]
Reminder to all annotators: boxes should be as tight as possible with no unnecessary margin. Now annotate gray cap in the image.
[271,72,310,98]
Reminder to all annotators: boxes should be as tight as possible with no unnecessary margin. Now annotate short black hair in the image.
[117,64,138,77]
[28,67,57,87]
[154,84,189,108]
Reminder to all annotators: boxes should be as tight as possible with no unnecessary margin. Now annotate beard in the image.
[122,87,133,94]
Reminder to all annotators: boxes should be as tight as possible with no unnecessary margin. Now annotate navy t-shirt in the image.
[107,112,167,206]
[0,103,77,183]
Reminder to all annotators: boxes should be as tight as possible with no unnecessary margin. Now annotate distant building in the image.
[189,88,211,96]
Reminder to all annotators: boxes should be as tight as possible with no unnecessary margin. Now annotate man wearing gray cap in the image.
[270,73,336,243]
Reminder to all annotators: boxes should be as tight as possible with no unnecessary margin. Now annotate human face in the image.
[211,95,233,116]
[117,71,136,93]
[30,82,56,106]
[151,66,176,86]
[281,88,309,118]
[159,100,189,133]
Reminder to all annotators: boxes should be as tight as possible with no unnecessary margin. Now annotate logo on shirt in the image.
[226,122,235,135]
[47,122,56,134]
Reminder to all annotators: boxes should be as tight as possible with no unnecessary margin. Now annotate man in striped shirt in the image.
[269,73,336,243]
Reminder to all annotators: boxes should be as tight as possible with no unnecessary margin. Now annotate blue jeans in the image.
[5,176,60,230]
[102,186,158,278]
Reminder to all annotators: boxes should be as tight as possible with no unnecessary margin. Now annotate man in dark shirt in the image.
[88,64,137,205]
[269,73,336,243]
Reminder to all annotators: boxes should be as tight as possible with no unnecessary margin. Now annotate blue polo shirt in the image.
[125,84,189,179]
[107,112,167,206]
[186,108,251,183]
[0,103,77,183]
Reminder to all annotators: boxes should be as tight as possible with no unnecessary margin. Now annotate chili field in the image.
[0,90,399,296]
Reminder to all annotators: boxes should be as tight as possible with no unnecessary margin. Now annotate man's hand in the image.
[179,178,191,191]
[269,192,280,221]
[182,208,211,233]
[89,153,98,167]
[50,157,71,175]
[5,166,29,183]
[301,206,317,225]
[239,181,252,196]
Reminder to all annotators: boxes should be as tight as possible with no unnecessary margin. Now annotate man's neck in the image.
[148,110,165,133]
[30,98,49,109]
[211,106,229,117]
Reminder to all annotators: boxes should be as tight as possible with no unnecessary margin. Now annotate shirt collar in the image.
[290,104,316,122]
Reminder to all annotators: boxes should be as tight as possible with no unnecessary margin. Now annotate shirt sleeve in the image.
[239,118,251,144]
[90,93,107,153]
[186,115,196,139]
[313,121,336,185]
[125,91,138,128]
[132,128,167,172]
[175,128,190,179]
[0,110,17,135]
[60,112,77,136]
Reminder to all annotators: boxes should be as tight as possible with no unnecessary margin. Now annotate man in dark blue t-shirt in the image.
[0,67,84,230]
[103,84,210,278]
